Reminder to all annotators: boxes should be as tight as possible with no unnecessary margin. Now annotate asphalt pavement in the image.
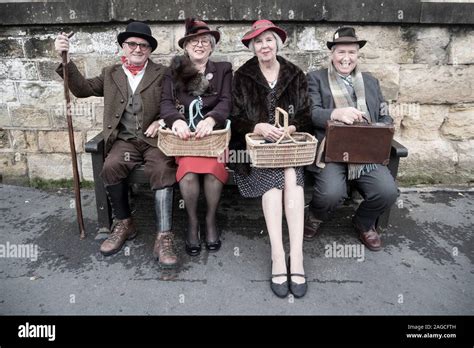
[0,184,472,315]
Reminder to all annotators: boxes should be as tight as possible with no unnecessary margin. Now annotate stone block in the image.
[397,139,458,184]
[27,153,80,180]
[0,129,9,149]
[360,63,400,101]
[0,81,18,103]
[38,130,83,153]
[230,0,324,21]
[50,100,95,130]
[413,27,450,65]
[37,61,64,81]
[0,38,24,58]
[217,25,255,53]
[0,59,38,80]
[0,0,110,25]
[4,130,36,152]
[24,36,56,58]
[399,65,474,104]
[441,105,474,140]
[150,25,173,55]
[0,103,11,127]
[10,106,50,128]
[454,140,474,180]
[93,104,104,128]
[83,56,119,78]
[0,152,28,177]
[81,153,93,181]
[448,27,474,65]
[112,0,231,21]
[353,25,402,64]
[325,0,421,23]
[296,27,324,51]
[17,81,65,106]
[400,104,448,141]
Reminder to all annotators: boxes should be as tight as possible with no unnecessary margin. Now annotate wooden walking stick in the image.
[61,32,86,239]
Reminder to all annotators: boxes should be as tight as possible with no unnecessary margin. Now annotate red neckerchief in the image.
[121,56,146,76]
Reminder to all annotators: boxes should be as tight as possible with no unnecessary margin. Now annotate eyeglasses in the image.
[189,38,211,47]
[123,41,151,50]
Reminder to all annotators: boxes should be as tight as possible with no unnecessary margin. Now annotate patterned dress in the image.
[233,85,305,198]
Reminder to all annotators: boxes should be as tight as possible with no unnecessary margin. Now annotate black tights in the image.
[179,173,223,244]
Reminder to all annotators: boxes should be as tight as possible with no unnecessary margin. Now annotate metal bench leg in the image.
[91,150,112,232]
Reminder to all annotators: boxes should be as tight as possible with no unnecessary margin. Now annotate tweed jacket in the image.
[56,59,167,153]
[230,55,312,169]
[306,68,393,143]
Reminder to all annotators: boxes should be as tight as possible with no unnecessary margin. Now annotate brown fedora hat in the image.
[241,19,287,48]
[178,18,220,49]
[326,27,367,49]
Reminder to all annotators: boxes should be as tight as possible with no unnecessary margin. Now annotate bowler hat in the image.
[326,27,366,50]
[241,19,287,48]
[178,18,220,49]
[117,21,158,52]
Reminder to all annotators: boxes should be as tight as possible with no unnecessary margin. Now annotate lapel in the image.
[363,74,377,122]
[138,60,162,93]
[111,65,128,99]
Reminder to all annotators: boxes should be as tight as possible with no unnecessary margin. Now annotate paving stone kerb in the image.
[0,0,473,185]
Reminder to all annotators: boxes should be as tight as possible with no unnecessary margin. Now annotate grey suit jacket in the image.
[306,68,393,143]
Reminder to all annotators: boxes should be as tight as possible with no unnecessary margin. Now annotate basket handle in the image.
[274,107,298,144]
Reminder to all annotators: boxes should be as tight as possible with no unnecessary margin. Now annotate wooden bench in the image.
[85,133,408,232]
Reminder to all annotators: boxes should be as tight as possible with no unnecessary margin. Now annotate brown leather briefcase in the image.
[324,121,395,165]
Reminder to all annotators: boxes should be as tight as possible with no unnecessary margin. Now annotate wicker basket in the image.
[246,108,317,168]
[158,119,231,157]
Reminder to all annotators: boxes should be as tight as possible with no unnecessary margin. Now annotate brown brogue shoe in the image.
[304,211,322,241]
[100,218,137,256]
[153,231,178,268]
[352,218,382,251]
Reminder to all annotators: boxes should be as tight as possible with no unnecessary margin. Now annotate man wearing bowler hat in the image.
[305,27,398,251]
[54,22,179,267]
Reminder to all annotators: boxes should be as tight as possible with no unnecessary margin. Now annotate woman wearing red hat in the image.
[160,18,232,256]
[231,20,312,298]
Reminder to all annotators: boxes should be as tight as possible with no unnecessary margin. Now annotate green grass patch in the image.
[29,178,95,190]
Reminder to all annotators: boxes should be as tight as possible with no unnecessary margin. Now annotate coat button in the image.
[120,99,124,103]
[107,125,112,129]
[115,114,119,118]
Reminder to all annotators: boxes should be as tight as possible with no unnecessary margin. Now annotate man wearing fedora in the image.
[55,22,178,267]
[305,27,398,251]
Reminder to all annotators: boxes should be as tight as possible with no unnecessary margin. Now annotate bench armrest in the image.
[391,139,408,158]
[85,132,105,154]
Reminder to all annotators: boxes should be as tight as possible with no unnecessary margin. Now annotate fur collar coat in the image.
[230,55,312,172]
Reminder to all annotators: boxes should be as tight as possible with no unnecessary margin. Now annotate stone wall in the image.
[0,0,473,185]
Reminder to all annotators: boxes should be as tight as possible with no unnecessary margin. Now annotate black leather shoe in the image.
[270,273,289,298]
[185,227,201,256]
[289,274,307,298]
[288,257,307,298]
[205,239,221,252]
[185,241,201,256]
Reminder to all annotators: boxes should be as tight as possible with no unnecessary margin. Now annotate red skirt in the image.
[175,156,228,184]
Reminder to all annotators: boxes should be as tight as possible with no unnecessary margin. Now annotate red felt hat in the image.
[178,17,220,49]
[241,19,287,48]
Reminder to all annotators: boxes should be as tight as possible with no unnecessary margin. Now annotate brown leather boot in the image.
[304,210,322,241]
[153,231,178,268]
[100,218,137,256]
[352,218,382,251]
